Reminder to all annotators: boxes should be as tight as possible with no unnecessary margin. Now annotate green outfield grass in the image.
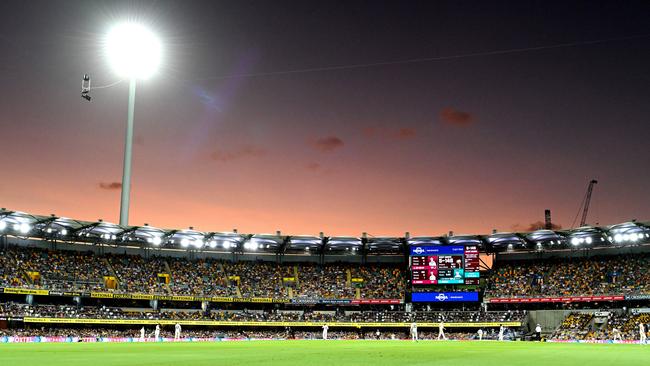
[0,340,648,366]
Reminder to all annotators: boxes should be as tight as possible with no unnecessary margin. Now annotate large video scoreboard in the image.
[409,245,480,285]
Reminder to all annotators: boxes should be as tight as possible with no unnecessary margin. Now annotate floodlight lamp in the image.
[180,238,190,247]
[105,23,161,80]
[19,223,31,234]
[0,220,5,231]
[585,237,593,244]
[61,229,68,236]
[152,236,162,246]
[614,234,623,243]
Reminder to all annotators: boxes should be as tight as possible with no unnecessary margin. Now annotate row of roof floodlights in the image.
[0,209,648,254]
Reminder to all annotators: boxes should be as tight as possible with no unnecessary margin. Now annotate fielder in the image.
[174,323,182,341]
[322,324,329,340]
[640,323,647,344]
[410,322,418,342]
[438,322,447,340]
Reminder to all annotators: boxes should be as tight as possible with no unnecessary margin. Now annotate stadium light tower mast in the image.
[105,23,162,226]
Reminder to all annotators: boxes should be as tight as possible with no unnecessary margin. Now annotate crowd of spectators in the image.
[486,254,650,298]
[0,247,109,291]
[223,261,290,298]
[295,264,354,299]
[351,265,404,299]
[0,302,523,325]
[550,311,650,341]
[550,312,594,340]
[107,254,168,294]
[166,258,233,297]
[0,246,405,300]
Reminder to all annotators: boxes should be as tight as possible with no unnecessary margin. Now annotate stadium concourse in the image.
[0,209,650,343]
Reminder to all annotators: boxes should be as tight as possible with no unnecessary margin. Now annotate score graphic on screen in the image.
[409,246,480,285]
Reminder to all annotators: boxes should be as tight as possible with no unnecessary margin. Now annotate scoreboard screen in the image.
[409,245,480,285]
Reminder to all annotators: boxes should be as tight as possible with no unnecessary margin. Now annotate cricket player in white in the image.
[410,322,418,342]
[477,329,483,341]
[322,324,329,340]
[174,323,181,341]
[640,323,647,344]
[437,322,447,340]
[612,327,622,341]
[154,324,160,341]
[498,326,505,341]
[140,326,145,342]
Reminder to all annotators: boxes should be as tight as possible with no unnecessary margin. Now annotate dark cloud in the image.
[210,146,266,162]
[440,107,473,126]
[98,182,122,190]
[310,136,344,152]
[306,162,322,171]
[363,127,417,140]
[511,221,562,232]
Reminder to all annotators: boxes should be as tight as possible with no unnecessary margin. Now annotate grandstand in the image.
[1,209,650,344]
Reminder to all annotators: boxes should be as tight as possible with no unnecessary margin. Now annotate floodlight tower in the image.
[105,23,161,226]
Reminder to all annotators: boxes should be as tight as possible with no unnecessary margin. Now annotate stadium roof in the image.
[0,208,648,254]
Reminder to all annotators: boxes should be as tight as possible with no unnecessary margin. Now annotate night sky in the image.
[1,0,649,236]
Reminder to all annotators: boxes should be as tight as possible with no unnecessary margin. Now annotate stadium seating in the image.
[0,246,405,299]
[485,254,650,298]
[550,312,650,341]
[0,302,523,324]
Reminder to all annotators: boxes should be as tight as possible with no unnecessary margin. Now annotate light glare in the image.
[106,23,161,80]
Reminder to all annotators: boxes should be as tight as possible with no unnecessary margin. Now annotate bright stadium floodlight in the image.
[61,229,68,236]
[180,238,190,247]
[0,220,6,231]
[106,23,161,80]
[19,223,31,234]
[105,22,162,227]
[152,236,162,246]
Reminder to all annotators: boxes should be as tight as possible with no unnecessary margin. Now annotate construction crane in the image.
[572,179,598,228]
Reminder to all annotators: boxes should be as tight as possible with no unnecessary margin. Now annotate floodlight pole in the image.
[119,78,137,226]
